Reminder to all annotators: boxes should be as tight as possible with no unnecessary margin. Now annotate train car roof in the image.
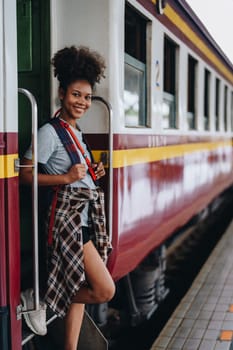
[176,0,233,70]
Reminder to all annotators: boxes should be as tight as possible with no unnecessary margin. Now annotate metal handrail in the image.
[18,88,40,311]
[92,96,113,242]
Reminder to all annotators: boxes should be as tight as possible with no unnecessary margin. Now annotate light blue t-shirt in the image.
[24,121,96,226]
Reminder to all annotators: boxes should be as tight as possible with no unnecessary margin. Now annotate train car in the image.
[1,0,233,349]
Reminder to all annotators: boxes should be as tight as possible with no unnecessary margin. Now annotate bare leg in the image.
[72,240,115,304]
[64,303,85,350]
[64,241,115,349]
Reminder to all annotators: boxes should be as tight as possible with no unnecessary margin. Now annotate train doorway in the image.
[17,0,50,296]
[17,0,50,156]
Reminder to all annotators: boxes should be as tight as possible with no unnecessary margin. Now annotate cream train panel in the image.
[50,0,112,134]
[0,0,18,133]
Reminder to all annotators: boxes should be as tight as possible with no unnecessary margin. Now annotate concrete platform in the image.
[151,219,233,350]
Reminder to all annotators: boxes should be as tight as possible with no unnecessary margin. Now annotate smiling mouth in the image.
[74,106,85,113]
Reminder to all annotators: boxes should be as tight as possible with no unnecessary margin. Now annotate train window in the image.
[162,36,178,129]
[224,85,228,131]
[204,69,210,130]
[187,55,198,130]
[231,92,233,132]
[17,0,32,71]
[124,54,146,127]
[215,78,220,131]
[124,4,148,127]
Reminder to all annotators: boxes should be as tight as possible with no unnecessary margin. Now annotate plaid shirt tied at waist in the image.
[44,186,112,318]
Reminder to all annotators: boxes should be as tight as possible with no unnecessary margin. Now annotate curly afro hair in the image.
[52,46,106,90]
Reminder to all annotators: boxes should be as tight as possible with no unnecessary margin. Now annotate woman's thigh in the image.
[83,240,114,292]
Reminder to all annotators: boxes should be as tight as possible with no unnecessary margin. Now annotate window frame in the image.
[204,68,210,131]
[224,85,228,131]
[215,78,220,131]
[162,35,178,129]
[187,55,198,130]
[124,3,149,128]
[124,53,147,127]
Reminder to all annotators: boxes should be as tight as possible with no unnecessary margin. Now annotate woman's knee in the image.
[93,280,115,303]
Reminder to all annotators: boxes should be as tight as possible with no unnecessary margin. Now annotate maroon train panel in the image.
[1,132,21,350]
[108,134,233,280]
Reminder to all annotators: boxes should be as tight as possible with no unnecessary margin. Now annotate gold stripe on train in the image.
[0,154,18,179]
[2,142,231,177]
[152,0,233,83]
[93,140,232,169]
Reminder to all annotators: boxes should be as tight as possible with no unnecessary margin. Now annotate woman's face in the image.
[59,80,92,124]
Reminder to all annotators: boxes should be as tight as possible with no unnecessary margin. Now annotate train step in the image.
[22,310,108,349]
[79,311,108,349]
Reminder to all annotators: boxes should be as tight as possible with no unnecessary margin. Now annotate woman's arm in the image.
[19,157,87,186]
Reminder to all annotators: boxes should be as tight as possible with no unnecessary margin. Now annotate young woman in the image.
[20,46,115,350]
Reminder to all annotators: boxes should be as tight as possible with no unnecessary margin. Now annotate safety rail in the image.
[16,88,40,313]
[92,96,113,242]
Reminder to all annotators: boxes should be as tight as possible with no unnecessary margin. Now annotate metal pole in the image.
[92,96,113,242]
[18,88,39,310]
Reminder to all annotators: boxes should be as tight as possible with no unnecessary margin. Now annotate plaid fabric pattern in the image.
[44,186,112,318]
